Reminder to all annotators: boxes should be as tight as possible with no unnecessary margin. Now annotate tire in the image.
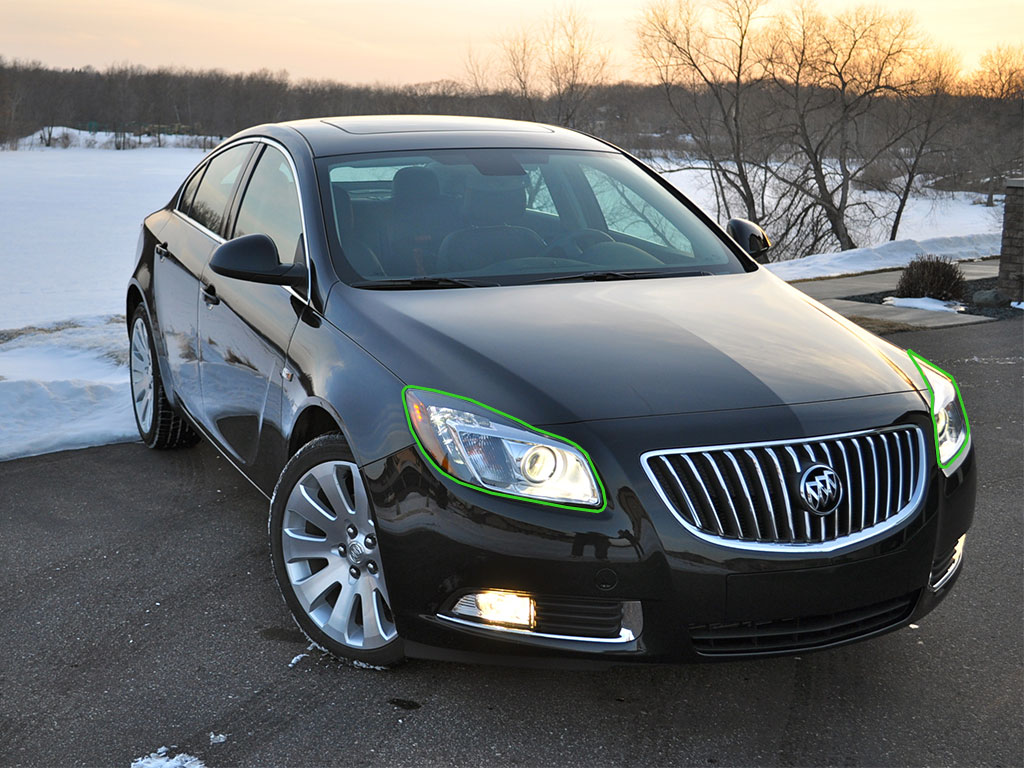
[128,305,200,449]
[270,432,404,666]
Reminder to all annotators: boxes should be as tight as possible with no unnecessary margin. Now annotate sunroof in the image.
[322,116,554,135]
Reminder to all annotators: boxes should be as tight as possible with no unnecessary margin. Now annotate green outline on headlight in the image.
[907,350,971,470]
[402,385,607,513]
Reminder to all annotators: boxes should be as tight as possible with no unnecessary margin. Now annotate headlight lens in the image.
[908,351,970,473]
[404,387,604,510]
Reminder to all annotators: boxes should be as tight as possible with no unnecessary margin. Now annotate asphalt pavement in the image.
[1,317,1021,768]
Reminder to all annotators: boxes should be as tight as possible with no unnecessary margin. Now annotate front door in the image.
[198,143,305,471]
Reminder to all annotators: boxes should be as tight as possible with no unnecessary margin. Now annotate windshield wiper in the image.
[350,276,497,290]
[525,269,712,284]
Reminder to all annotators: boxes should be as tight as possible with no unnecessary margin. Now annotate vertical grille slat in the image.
[851,438,868,531]
[765,447,797,541]
[702,454,746,538]
[903,430,916,507]
[819,442,836,540]
[785,446,814,540]
[893,433,904,511]
[880,433,894,522]
[744,449,780,541]
[723,451,762,540]
[834,440,854,538]
[642,426,926,548]
[866,436,881,526]
[681,454,724,536]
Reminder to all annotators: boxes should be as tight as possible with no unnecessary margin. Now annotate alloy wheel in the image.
[129,316,155,434]
[280,460,397,650]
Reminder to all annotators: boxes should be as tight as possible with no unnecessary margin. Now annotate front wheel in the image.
[270,433,404,666]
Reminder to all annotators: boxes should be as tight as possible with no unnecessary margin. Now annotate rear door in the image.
[197,142,306,471]
[153,142,255,415]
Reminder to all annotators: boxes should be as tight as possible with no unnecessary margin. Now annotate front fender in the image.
[282,310,412,468]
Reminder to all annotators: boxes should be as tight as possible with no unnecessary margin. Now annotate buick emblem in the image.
[798,464,843,515]
[347,540,367,566]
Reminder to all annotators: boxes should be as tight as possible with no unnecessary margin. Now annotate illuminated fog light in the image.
[521,445,558,484]
[452,590,536,629]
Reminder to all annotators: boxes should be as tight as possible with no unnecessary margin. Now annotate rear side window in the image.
[233,146,303,264]
[177,165,205,216]
[189,144,251,235]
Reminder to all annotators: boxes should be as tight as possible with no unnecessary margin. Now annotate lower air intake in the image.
[690,592,918,656]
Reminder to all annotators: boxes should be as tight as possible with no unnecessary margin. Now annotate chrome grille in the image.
[642,426,927,551]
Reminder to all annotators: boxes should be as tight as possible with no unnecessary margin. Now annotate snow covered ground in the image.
[131,746,207,767]
[0,139,204,461]
[764,233,1001,281]
[0,138,1006,463]
[660,165,1003,244]
[883,296,966,313]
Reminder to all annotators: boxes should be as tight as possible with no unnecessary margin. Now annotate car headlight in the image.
[403,387,605,510]
[908,350,970,474]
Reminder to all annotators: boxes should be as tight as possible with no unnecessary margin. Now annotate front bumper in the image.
[361,394,976,665]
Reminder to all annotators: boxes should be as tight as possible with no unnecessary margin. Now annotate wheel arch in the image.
[126,282,146,330]
[287,400,349,459]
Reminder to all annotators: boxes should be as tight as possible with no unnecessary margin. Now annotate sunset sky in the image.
[1,0,1018,84]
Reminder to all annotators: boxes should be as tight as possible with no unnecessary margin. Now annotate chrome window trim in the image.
[173,136,312,305]
[640,425,928,554]
[436,612,637,644]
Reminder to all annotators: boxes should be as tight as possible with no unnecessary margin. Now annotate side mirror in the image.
[726,218,772,263]
[209,233,307,288]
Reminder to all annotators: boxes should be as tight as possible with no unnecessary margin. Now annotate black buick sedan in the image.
[126,115,974,666]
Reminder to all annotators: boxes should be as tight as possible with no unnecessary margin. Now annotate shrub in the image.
[895,255,967,301]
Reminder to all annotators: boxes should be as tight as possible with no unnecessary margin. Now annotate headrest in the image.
[333,187,354,232]
[463,176,527,226]
[392,167,440,209]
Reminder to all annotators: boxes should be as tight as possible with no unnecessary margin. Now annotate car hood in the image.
[328,270,924,426]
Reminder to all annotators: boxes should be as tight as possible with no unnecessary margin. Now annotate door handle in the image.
[202,283,220,307]
[155,242,170,261]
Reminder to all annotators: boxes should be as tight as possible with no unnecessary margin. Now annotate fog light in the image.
[931,534,966,591]
[452,590,536,629]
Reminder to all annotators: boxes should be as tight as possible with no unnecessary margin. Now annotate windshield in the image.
[316,148,749,287]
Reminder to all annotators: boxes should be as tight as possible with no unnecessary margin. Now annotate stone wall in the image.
[998,179,1023,301]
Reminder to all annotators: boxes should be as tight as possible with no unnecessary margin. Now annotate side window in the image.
[581,166,693,253]
[189,144,251,235]
[177,165,205,216]
[233,146,303,264]
[524,166,557,215]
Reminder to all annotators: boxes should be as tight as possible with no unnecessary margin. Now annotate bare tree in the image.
[973,44,1024,100]
[500,28,539,120]
[763,3,926,250]
[872,49,961,239]
[490,5,607,126]
[463,46,493,97]
[543,6,609,127]
[638,0,832,258]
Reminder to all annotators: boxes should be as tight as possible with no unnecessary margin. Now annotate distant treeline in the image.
[1,1,1021,257]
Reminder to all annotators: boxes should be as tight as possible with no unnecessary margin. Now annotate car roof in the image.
[240,115,616,158]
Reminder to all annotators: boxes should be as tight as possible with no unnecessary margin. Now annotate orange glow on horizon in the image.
[1,0,1017,84]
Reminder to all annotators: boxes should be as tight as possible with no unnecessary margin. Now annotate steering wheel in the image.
[539,229,614,260]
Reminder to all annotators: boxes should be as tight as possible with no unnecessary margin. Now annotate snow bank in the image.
[883,296,965,313]
[764,234,1001,281]
[131,747,206,768]
[0,316,136,461]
